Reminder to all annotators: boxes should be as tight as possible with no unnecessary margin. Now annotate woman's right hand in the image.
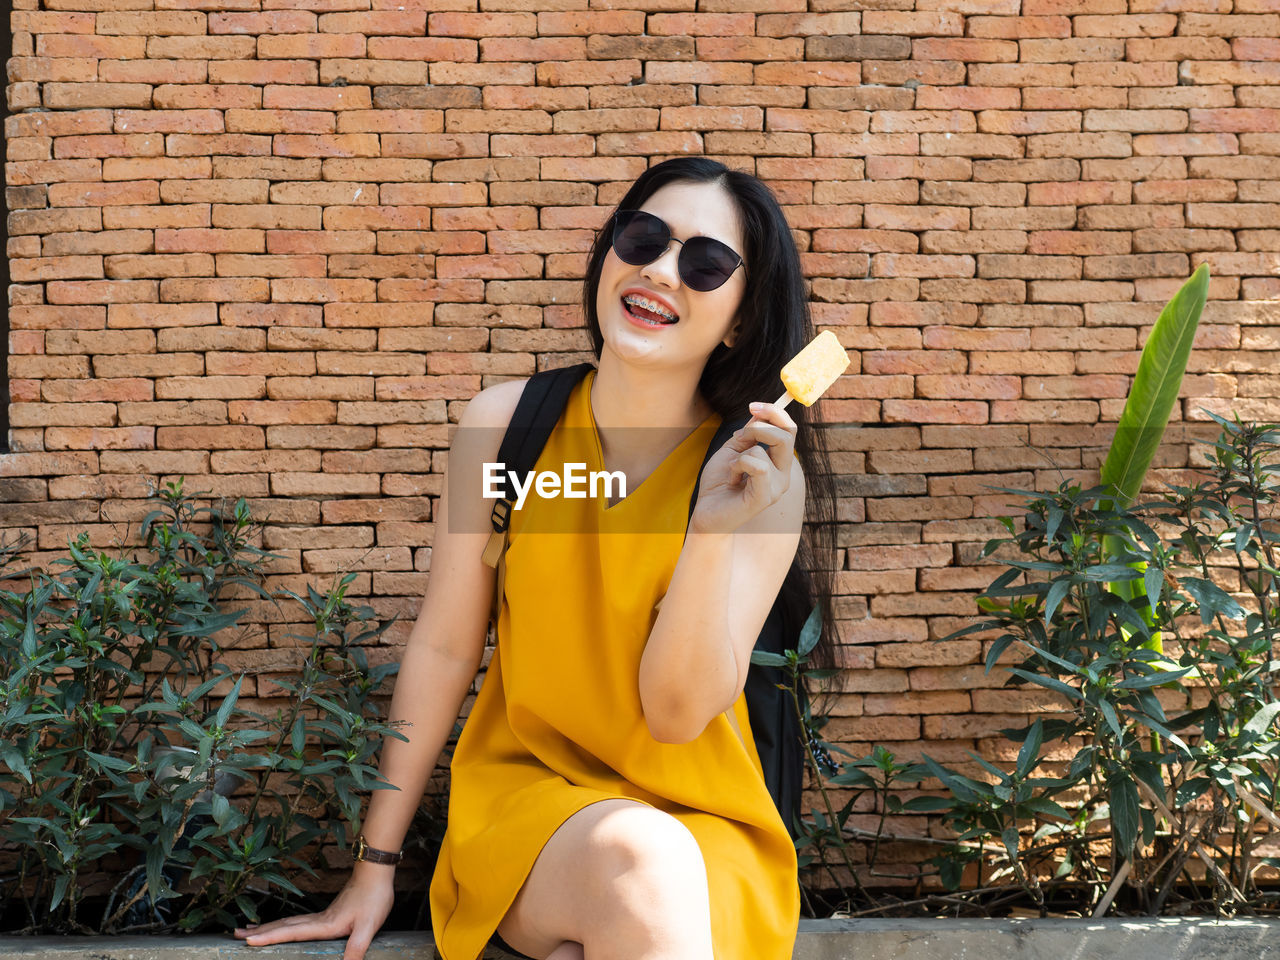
[232,863,397,960]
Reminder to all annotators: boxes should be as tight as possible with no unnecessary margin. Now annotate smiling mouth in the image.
[621,297,678,326]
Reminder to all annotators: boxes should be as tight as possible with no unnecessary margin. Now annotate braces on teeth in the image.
[623,295,677,323]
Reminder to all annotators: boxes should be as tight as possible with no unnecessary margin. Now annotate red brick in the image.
[977,110,1080,135]
[1180,13,1280,37]
[915,38,1020,61]
[648,13,755,36]
[972,350,1075,378]
[1233,37,1280,58]
[428,12,535,37]
[837,570,917,595]
[1075,13,1172,35]
[969,63,1074,89]
[754,62,862,87]
[969,15,1072,39]
[1125,41,1231,71]
[991,400,1101,422]
[977,253,1080,280]
[883,400,991,424]
[919,375,1022,400]
[1181,61,1280,86]
[1025,375,1132,399]
[922,279,1028,304]
[860,691,967,716]
[1084,61,1181,87]
[537,11,645,36]
[861,11,965,35]
[1134,133,1239,156]
[922,133,1023,158]
[866,450,974,475]
[755,13,863,37]
[1024,83,1126,110]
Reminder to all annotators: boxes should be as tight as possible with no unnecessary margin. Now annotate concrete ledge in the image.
[2,918,1279,959]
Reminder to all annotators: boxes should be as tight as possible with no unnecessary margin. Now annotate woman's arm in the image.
[236,378,529,957]
[356,379,531,852]
[639,452,806,744]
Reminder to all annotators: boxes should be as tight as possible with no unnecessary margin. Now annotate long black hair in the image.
[580,157,841,712]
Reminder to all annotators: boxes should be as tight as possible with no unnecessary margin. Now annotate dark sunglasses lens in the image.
[612,210,742,292]
[681,238,740,292]
[613,211,668,265]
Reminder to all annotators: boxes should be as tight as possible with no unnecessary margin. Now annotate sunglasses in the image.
[611,209,747,292]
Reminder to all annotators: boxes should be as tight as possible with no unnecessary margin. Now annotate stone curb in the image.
[2,918,1279,959]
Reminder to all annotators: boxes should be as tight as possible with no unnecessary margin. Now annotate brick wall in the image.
[5,0,1280,894]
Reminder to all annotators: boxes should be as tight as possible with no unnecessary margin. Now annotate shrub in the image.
[0,480,407,934]
[780,413,1280,917]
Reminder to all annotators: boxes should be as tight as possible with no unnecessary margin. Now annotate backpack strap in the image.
[480,362,596,625]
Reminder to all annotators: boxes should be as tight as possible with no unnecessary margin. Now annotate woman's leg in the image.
[495,798,715,960]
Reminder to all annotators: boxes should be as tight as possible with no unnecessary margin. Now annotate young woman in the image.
[233,157,839,960]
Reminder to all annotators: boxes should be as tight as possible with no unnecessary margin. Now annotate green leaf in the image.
[1100,699,1125,742]
[85,751,132,773]
[1044,578,1071,626]
[215,674,245,729]
[898,796,953,812]
[1016,718,1044,780]
[1045,505,1064,550]
[1183,577,1247,624]
[1244,702,1280,740]
[1022,641,1088,680]
[1143,565,1164,613]
[1099,262,1209,509]
[49,875,71,914]
[797,604,821,657]
[1023,795,1072,821]
[750,651,790,668]
[1108,771,1141,858]
[1115,666,1193,690]
[1001,825,1020,864]
[1175,777,1211,807]
[211,793,232,828]
[234,894,260,924]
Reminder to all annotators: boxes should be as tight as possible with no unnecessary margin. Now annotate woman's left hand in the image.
[689,401,797,536]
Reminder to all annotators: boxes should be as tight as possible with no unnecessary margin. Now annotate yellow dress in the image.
[429,368,801,960]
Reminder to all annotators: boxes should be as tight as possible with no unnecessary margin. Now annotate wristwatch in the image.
[352,834,403,865]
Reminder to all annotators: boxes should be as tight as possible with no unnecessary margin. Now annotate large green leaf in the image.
[1097,264,1209,660]
[1099,262,1209,509]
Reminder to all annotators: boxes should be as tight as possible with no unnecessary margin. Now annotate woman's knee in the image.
[496,800,709,957]
[591,808,711,885]
[587,805,709,899]
[579,807,715,958]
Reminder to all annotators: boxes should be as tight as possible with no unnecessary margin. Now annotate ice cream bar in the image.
[777,330,850,408]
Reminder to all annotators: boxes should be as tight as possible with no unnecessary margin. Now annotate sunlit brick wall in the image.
[5,0,1280,893]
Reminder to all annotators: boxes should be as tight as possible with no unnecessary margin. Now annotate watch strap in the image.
[353,834,403,865]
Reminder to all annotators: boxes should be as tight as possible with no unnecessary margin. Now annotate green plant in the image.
[0,480,408,934]
[934,412,1280,916]
[776,411,1280,919]
[754,610,971,916]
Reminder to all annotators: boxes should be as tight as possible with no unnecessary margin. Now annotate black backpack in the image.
[477,361,809,841]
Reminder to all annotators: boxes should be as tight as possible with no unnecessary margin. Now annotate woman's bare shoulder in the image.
[459,377,531,431]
